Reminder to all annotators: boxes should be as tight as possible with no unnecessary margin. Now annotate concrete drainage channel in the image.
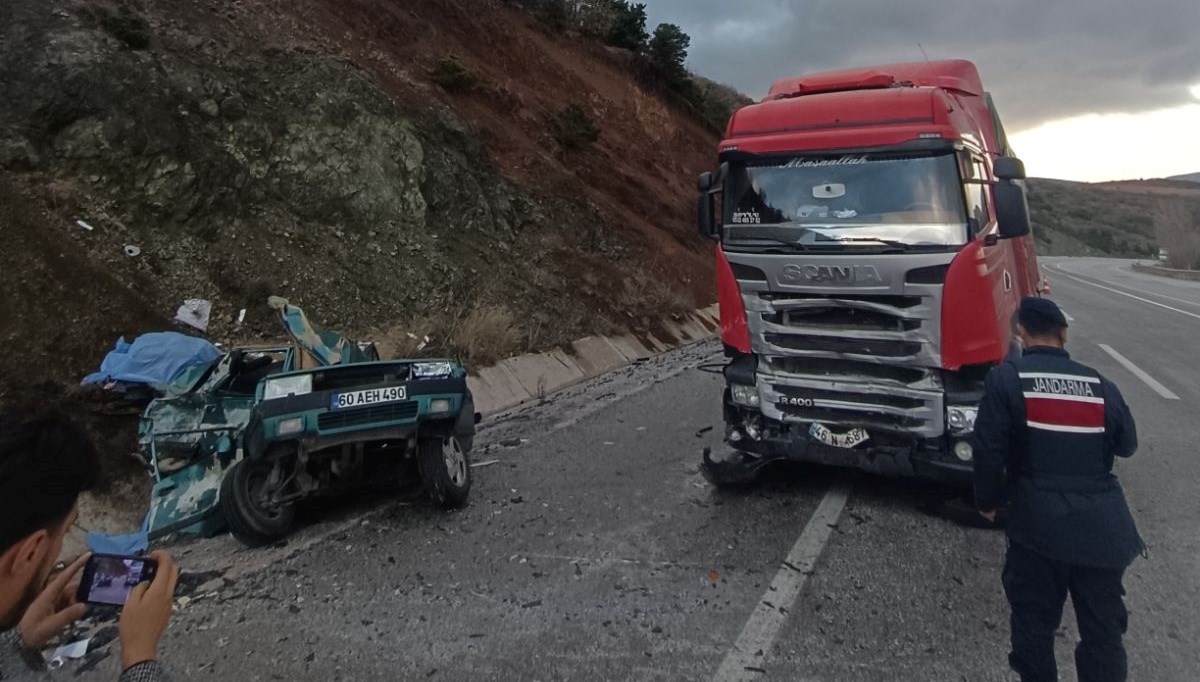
[468,304,720,416]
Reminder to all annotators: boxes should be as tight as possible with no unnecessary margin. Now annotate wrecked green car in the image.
[140,298,477,546]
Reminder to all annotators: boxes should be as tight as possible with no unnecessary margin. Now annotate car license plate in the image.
[330,386,407,410]
[809,423,869,449]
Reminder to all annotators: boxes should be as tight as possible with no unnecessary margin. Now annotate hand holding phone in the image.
[76,554,159,607]
[119,550,179,671]
[18,553,90,649]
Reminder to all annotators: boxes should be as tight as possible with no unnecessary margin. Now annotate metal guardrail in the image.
[1131,262,1200,282]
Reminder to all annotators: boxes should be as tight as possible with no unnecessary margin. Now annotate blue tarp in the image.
[82,332,222,388]
[86,513,150,556]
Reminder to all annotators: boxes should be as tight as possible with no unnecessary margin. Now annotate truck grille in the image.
[317,401,419,431]
[747,290,945,437]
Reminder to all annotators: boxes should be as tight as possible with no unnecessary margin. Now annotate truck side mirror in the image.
[697,172,718,239]
[993,156,1031,239]
[995,178,1031,239]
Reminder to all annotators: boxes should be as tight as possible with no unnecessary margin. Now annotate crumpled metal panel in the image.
[269,296,373,366]
[146,454,231,539]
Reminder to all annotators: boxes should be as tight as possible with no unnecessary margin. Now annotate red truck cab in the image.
[698,60,1040,486]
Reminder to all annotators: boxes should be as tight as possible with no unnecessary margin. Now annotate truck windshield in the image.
[723,152,969,248]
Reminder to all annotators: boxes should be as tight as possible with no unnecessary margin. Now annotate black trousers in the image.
[1003,540,1129,682]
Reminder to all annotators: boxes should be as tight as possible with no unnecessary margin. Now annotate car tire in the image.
[418,435,471,509]
[220,458,296,547]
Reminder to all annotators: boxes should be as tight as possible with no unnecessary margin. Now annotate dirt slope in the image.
[0,0,718,408]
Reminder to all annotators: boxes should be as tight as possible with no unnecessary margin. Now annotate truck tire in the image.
[220,458,296,547]
[418,435,471,509]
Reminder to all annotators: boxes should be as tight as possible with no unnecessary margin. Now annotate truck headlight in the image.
[429,399,453,414]
[264,374,312,401]
[730,384,760,408]
[947,406,978,434]
[412,361,454,379]
[277,417,304,436]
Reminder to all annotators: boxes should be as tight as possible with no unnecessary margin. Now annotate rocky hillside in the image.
[0,0,722,404]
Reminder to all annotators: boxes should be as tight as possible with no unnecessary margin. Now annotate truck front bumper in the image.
[707,407,973,488]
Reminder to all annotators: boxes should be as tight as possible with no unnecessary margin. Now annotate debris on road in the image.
[123,244,141,257]
[76,219,95,231]
[48,638,90,669]
[695,426,713,437]
[471,459,500,468]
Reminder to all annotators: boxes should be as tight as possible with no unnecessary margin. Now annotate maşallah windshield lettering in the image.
[724,153,970,248]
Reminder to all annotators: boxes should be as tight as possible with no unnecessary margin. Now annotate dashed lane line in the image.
[712,477,853,682]
[1098,344,1181,401]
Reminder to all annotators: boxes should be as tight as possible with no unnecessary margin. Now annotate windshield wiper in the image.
[724,235,809,250]
[829,237,912,250]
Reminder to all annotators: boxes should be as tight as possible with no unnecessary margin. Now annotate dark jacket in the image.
[972,346,1143,568]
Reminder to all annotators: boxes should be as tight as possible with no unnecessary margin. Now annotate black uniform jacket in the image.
[972,346,1144,569]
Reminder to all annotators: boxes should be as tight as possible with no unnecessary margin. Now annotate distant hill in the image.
[1168,172,1200,184]
[1025,178,1200,258]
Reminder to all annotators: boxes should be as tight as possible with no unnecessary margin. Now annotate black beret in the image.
[1018,296,1068,329]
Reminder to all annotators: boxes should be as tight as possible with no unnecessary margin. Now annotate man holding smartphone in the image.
[0,411,179,680]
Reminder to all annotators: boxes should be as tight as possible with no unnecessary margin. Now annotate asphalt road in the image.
[70,258,1199,681]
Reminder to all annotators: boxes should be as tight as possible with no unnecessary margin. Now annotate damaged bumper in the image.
[708,404,973,487]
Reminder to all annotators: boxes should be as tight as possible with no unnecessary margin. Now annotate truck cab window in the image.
[963,159,991,234]
[723,152,970,248]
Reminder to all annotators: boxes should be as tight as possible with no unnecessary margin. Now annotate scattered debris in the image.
[47,638,90,669]
[499,439,523,447]
[75,219,95,232]
[123,244,141,257]
[174,298,213,332]
[695,426,714,437]
[471,459,500,468]
[520,600,543,608]
[236,308,247,325]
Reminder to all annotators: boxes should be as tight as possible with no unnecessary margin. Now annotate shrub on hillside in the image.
[553,104,601,150]
[1156,200,1200,269]
[648,23,691,89]
[431,56,479,92]
[607,0,648,51]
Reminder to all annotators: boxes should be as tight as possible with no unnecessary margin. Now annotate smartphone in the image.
[76,554,158,607]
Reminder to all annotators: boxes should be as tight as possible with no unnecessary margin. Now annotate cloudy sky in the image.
[642,0,1200,182]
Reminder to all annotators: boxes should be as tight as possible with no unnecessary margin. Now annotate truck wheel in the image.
[418,435,471,509]
[220,459,296,547]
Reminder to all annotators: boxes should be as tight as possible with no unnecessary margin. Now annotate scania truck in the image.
[697,60,1042,486]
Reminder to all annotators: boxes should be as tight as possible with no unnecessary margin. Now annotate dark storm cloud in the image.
[642,0,1200,130]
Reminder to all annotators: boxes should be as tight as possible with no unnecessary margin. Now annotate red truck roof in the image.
[766,59,984,100]
[724,60,1001,158]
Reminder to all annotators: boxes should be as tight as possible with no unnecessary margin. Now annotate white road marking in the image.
[1053,262,1200,309]
[1098,344,1180,400]
[1050,267,1200,321]
[712,478,853,682]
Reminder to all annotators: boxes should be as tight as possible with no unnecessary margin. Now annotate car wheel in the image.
[220,458,296,547]
[418,435,471,509]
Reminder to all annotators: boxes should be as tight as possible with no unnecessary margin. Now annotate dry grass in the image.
[375,305,525,369]
[1155,200,1200,270]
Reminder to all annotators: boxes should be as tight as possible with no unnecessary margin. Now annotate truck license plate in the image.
[330,386,407,410]
[809,423,869,449]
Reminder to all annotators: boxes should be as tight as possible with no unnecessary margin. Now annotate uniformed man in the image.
[973,297,1143,682]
